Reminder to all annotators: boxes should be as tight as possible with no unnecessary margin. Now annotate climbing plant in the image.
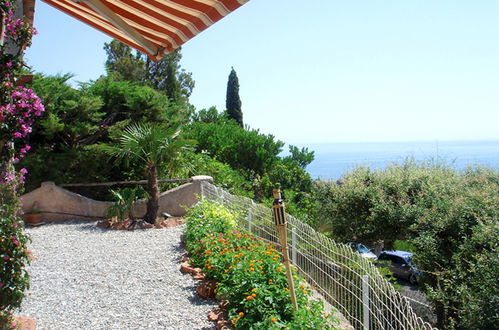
[0,0,42,328]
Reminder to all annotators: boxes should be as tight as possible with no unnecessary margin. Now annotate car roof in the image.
[380,250,413,258]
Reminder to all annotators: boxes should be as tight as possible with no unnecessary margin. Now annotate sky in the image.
[25,0,499,144]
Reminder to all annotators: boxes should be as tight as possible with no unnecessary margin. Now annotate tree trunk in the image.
[144,163,159,224]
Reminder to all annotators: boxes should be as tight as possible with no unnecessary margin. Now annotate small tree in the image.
[101,123,195,223]
[104,40,194,106]
[226,67,243,127]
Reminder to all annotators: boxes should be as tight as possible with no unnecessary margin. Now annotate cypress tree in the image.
[226,67,243,127]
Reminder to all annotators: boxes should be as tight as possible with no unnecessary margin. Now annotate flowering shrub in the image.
[185,200,338,329]
[0,161,30,327]
[1,0,42,328]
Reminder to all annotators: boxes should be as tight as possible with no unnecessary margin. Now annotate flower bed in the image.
[184,199,338,329]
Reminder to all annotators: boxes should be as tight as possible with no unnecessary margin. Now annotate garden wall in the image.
[20,176,213,222]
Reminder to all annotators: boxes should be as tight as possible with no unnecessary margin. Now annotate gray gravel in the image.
[20,220,216,330]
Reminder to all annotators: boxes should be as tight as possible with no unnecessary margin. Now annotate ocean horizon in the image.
[293,140,499,180]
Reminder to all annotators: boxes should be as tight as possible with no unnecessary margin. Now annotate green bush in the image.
[314,161,499,329]
[179,152,253,198]
[184,200,338,329]
[186,120,283,177]
[313,161,460,246]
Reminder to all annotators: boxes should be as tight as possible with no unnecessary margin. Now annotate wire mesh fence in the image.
[200,181,436,330]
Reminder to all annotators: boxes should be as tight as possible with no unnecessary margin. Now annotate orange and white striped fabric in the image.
[42,0,250,61]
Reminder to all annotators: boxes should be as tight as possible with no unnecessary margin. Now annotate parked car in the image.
[346,242,377,259]
[376,250,421,285]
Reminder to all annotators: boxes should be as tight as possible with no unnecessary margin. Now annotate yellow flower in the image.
[251,288,257,292]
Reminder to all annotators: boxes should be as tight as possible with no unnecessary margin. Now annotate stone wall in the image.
[20,176,213,222]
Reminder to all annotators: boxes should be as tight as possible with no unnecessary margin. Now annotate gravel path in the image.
[20,221,216,330]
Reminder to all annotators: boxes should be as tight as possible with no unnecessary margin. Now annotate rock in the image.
[180,262,201,275]
[96,220,110,228]
[216,320,231,330]
[208,311,218,322]
[26,249,36,261]
[14,316,37,330]
[196,280,217,299]
[193,273,205,280]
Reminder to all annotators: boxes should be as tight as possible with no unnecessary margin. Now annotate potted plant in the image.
[25,202,45,226]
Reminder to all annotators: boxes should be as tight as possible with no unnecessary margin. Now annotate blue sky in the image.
[26,0,499,144]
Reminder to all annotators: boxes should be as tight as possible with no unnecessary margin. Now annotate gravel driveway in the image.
[20,221,216,330]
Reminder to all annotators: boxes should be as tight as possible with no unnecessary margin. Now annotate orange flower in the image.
[246,296,253,300]
[251,293,257,298]
[238,312,244,317]
[271,317,277,323]
[249,268,255,271]
[224,270,228,273]
[232,317,238,323]
[268,279,273,283]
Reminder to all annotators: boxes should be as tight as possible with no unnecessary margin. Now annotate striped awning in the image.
[42,0,250,61]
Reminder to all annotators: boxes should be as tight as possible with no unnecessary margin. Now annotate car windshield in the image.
[357,244,370,253]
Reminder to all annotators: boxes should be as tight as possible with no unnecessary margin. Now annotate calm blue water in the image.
[295,140,499,180]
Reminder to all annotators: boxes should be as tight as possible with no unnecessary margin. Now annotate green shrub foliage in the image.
[186,110,317,223]
[314,161,498,329]
[185,200,338,329]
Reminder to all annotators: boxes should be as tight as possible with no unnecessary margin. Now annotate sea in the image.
[292,140,499,181]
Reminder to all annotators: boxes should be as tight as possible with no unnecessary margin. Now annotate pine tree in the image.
[226,67,243,127]
[103,40,194,106]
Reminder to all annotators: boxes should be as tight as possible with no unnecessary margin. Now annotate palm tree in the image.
[102,123,195,223]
